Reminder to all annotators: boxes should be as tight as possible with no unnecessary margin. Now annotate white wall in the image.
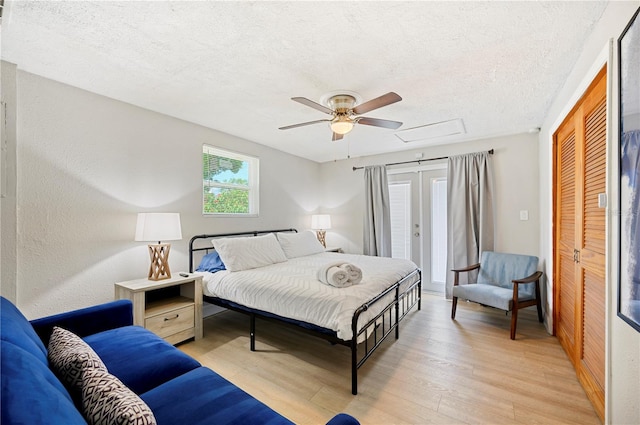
[319,132,540,257]
[539,2,640,424]
[1,61,18,301]
[10,70,322,319]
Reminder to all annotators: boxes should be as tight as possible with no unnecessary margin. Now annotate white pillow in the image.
[276,230,325,259]
[213,233,288,271]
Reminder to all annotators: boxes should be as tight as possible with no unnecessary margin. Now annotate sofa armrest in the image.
[451,263,481,273]
[511,271,543,302]
[451,263,480,287]
[30,299,133,346]
[512,270,543,285]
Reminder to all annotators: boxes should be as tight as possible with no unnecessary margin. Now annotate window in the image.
[430,177,447,283]
[202,145,259,215]
[389,182,412,260]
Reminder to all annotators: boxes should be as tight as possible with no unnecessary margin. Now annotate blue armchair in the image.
[451,251,544,339]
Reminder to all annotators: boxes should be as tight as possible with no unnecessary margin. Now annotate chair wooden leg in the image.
[536,298,543,323]
[535,281,544,323]
[451,297,458,319]
[510,304,518,340]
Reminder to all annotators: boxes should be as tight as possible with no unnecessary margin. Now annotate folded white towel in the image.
[317,261,363,287]
[326,266,350,287]
[339,263,362,285]
[317,261,351,287]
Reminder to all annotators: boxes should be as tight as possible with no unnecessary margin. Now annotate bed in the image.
[189,229,421,394]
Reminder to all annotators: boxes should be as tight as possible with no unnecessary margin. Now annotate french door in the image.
[388,167,447,293]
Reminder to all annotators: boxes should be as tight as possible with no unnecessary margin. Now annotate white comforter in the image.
[197,252,419,341]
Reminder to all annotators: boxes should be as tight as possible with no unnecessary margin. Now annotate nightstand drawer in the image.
[145,305,194,338]
[115,274,203,345]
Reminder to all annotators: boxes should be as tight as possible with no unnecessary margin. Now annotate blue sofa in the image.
[0,296,359,425]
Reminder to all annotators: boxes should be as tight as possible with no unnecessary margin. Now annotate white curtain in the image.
[363,165,392,257]
[445,152,495,298]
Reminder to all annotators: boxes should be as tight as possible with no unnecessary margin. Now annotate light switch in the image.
[598,193,607,208]
[520,210,529,221]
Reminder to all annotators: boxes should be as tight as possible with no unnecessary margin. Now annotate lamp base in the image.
[147,243,172,281]
[315,230,327,248]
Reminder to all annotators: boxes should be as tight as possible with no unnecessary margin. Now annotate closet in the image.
[553,65,606,422]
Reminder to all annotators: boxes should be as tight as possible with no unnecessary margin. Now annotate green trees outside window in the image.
[202,146,258,215]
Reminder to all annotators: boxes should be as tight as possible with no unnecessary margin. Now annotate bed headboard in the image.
[188,228,298,273]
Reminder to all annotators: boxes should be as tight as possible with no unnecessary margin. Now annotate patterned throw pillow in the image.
[81,369,156,425]
[47,326,107,392]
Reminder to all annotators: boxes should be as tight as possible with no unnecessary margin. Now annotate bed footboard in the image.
[350,268,421,394]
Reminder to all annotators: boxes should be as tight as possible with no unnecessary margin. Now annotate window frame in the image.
[202,145,259,217]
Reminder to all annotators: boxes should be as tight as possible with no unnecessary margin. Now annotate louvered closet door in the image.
[577,70,606,417]
[553,66,606,422]
[556,116,578,354]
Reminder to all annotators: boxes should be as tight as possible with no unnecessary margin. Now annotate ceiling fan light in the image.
[330,116,354,135]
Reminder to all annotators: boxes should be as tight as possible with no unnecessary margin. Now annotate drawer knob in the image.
[164,314,179,321]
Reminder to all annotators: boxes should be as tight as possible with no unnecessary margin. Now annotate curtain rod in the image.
[352,149,494,171]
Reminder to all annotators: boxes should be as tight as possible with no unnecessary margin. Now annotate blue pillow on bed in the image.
[196,251,226,273]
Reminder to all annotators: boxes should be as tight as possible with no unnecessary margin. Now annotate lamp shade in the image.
[311,214,331,230]
[330,117,354,135]
[135,213,182,242]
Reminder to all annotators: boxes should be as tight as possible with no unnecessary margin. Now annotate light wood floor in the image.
[178,293,600,425]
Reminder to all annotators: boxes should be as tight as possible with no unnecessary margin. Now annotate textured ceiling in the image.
[1,1,608,163]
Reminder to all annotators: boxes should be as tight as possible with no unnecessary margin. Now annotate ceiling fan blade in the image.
[279,119,330,130]
[291,97,334,115]
[332,132,344,142]
[352,92,402,115]
[357,117,403,130]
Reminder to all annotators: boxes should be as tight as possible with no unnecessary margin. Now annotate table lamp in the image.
[311,214,331,248]
[135,213,182,280]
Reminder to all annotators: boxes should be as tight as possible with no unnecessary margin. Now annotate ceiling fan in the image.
[279,91,403,141]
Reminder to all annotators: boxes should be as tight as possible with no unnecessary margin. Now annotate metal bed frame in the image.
[189,229,422,395]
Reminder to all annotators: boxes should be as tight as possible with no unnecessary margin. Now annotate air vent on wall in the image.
[395,118,466,143]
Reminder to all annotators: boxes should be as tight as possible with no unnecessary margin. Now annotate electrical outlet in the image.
[520,210,529,221]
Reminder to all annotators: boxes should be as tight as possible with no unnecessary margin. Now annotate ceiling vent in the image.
[395,118,466,143]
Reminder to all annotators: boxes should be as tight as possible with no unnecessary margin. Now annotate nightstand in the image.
[115,274,203,345]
